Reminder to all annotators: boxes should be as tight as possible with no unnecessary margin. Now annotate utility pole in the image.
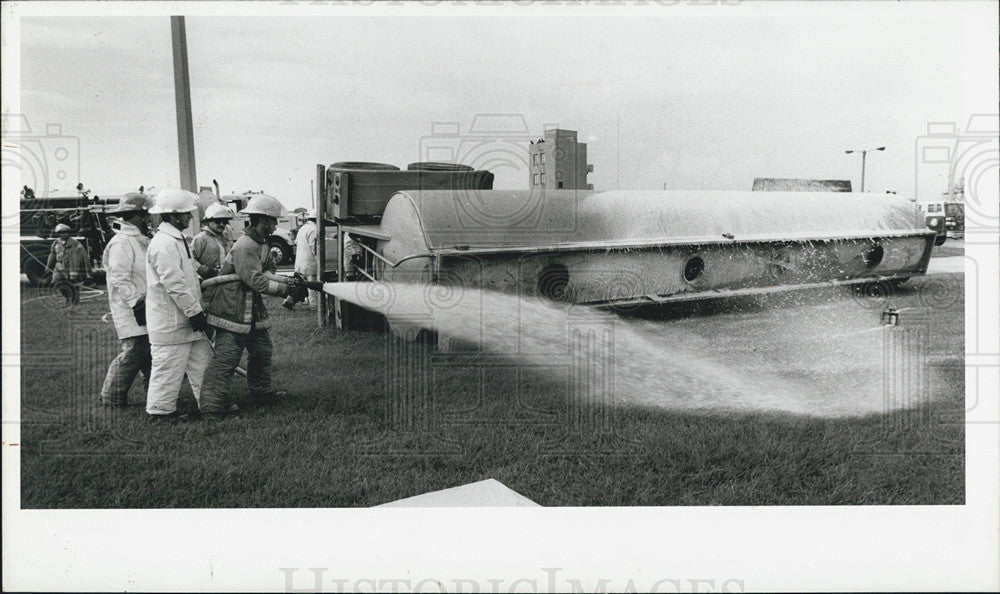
[171,16,197,193]
[316,164,329,327]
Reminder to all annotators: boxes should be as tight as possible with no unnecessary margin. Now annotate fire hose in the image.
[199,272,311,378]
[200,272,309,309]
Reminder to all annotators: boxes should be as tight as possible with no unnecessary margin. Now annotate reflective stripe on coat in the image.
[47,237,90,274]
[204,227,289,334]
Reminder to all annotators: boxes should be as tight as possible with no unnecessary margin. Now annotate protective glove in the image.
[304,281,325,292]
[198,264,217,280]
[292,282,309,303]
[281,281,308,309]
[188,312,208,332]
[132,299,147,326]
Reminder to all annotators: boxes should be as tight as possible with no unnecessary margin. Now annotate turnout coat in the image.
[204,226,290,334]
[192,227,234,279]
[145,222,205,345]
[102,222,150,339]
[47,236,91,278]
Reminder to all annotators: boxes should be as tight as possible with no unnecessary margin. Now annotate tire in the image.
[55,280,80,305]
[268,238,291,265]
[934,234,947,246]
[406,162,474,172]
[414,328,438,345]
[23,255,52,286]
[329,161,400,171]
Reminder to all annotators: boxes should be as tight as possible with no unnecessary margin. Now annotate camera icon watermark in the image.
[853,314,964,456]
[914,114,999,241]
[419,114,534,188]
[1,114,82,232]
[418,114,580,235]
[1,114,81,198]
[346,259,632,457]
[19,321,151,457]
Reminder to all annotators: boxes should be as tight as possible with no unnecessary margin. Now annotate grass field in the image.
[931,242,965,258]
[17,273,964,508]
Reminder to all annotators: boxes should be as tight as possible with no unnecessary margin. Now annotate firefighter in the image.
[342,233,361,280]
[200,194,317,417]
[293,209,319,306]
[145,189,213,421]
[192,202,235,279]
[45,223,91,305]
[99,193,155,407]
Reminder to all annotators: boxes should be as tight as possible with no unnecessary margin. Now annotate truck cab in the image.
[221,191,302,265]
[917,200,963,246]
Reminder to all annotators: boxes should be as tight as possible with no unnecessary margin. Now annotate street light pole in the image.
[845,146,885,192]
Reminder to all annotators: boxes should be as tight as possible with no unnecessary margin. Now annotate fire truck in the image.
[218,190,302,265]
[19,195,118,286]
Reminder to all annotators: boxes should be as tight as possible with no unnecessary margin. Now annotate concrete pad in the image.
[926,256,965,275]
[377,479,540,507]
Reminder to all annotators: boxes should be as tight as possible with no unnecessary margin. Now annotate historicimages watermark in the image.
[280,567,746,593]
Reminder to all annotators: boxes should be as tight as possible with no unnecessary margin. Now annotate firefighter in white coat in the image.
[99,193,155,407]
[293,209,319,306]
[145,189,213,421]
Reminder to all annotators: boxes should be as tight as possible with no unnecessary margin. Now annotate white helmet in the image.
[304,208,331,222]
[54,223,73,233]
[241,194,284,218]
[204,202,235,220]
[112,192,155,214]
[149,188,198,214]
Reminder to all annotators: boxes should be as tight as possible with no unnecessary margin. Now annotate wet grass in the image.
[18,274,964,508]
[931,242,964,258]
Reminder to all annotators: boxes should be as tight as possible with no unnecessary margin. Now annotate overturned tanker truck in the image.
[315,162,936,332]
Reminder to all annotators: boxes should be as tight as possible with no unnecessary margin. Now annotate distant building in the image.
[529,128,594,190]
[752,178,853,192]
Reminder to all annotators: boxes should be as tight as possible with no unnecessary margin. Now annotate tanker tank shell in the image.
[367,189,935,306]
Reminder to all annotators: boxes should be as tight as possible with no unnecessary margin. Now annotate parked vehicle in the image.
[219,191,303,265]
[19,195,117,285]
[917,200,964,245]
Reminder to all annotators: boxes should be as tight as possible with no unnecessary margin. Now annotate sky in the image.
[4,2,998,212]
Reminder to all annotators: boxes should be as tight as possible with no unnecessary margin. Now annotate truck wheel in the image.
[934,235,947,246]
[23,257,52,286]
[268,238,291,265]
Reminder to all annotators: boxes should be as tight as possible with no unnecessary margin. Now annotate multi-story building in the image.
[528,128,594,190]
